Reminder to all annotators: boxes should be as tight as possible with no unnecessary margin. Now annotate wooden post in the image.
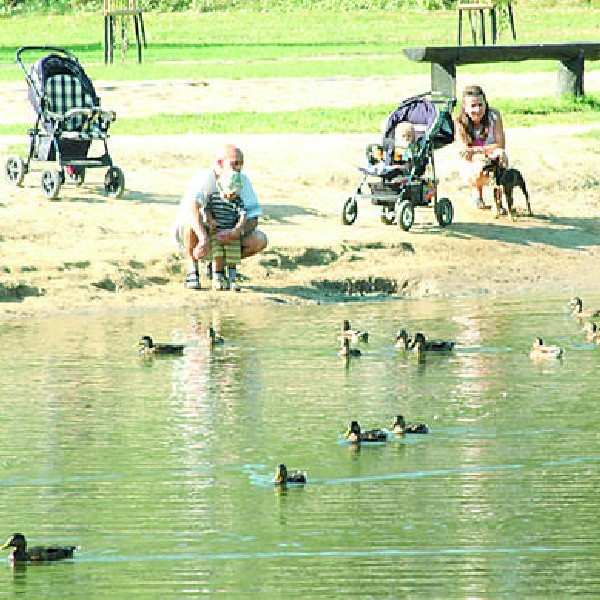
[431,61,456,98]
[558,54,584,97]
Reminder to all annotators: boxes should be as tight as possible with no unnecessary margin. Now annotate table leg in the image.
[508,1,517,40]
[134,15,143,63]
[479,9,486,45]
[104,16,109,64]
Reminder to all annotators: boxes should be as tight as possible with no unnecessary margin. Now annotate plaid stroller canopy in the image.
[28,53,99,119]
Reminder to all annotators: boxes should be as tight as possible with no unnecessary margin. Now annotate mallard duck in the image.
[206,327,224,347]
[582,321,600,344]
[272,464,307,485]
[412,332,455,354]
[338,337,361,357]
[394,329,412,350]
[137,335,185,357]
[529,337,564,359]
[1,533,76,562]
[345,421,388,444]
[569,297,600,319]
[391,415,429,435]
[338,320,369,344]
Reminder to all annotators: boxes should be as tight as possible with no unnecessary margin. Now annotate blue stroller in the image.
[342,93,456,231]
[4,46,124,199]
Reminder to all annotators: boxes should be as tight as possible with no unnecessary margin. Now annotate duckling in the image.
[582,321,600,344]
[394,329,412,350]
[391,415,429,435]
[338,320,369,344]
[206,327,224,347]
[569,297,600,320]
[272,463,307,485]
[345,421,388,444]
[338,337,361,357]
[412,332,455,354]
[137,335,185,357]
[529,337,564,360]
[2,533,76,562]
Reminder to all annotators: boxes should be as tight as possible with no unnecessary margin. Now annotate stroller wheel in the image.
[435,197,453,227]
[342,196,358,226]
[396,200,415,232]
[105,166,125,198]
[41,169,62,199]
[5,155,25,186]
[381,207,396,225]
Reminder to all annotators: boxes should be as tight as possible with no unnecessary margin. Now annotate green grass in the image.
[0,9,598,135]
[0,9,598,82]
[1,95,597,136]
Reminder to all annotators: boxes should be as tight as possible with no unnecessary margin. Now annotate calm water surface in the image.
[1,293,599,597]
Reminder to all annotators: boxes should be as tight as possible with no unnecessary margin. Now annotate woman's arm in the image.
[455,119,478,160]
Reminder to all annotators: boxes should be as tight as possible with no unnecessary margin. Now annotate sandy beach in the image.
[1,72,599,319]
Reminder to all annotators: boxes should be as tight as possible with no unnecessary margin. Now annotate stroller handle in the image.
[16,46,76,68]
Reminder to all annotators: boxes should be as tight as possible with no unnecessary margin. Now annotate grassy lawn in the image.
[0,8,598,134]
[0,9,598,81]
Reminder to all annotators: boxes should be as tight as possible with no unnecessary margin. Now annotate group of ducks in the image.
[529,297,600,360]
[273,414,430,486]
[137,327,224,357]
[12,299,594,561]
[570,296,600,344]
[275,299,600,486]
[338,319,455,358]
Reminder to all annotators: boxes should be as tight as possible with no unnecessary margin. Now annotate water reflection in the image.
[0,293,599,595]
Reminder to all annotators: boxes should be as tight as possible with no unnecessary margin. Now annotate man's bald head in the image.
[215,144,244,172]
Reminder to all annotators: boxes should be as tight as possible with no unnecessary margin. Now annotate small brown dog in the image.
[483,157,532,219]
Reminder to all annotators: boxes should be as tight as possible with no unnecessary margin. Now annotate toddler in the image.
[392,121,416,166]
[203,169,247,291]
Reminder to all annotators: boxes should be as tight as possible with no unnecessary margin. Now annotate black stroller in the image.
[4,46,124,199]
[342,93,456,232]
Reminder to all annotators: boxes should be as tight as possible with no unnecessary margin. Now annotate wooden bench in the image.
[403,43,600,98]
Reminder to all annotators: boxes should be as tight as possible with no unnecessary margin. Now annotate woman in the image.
[455,85,508,210]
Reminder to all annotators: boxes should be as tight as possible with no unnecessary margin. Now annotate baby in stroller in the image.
[342,92,456,232]
[391,121,417,170]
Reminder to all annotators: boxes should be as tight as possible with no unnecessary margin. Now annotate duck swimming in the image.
[412,332,455,354]
[137,335,185,357]
[582,321,600,344]
[569,297,600,320]
[206,327,224,347]
[529,337,564,359]
[272,464,307,485]
[2,533,76,562]
[394,329,412,351]
[391,415,429,435]
[338,320,369,344]
[345,421,388,444]
[338,337,361,357]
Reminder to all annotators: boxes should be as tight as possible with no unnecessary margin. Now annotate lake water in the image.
[1,293,599,597]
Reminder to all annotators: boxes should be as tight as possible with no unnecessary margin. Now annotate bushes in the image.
[1,0,596,15]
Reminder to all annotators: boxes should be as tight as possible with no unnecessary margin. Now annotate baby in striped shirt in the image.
[203,169,247,291]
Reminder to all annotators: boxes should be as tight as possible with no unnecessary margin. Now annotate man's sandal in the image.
[184,271,201,290]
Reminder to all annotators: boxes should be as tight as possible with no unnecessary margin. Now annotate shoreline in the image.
[1,78,599,321]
